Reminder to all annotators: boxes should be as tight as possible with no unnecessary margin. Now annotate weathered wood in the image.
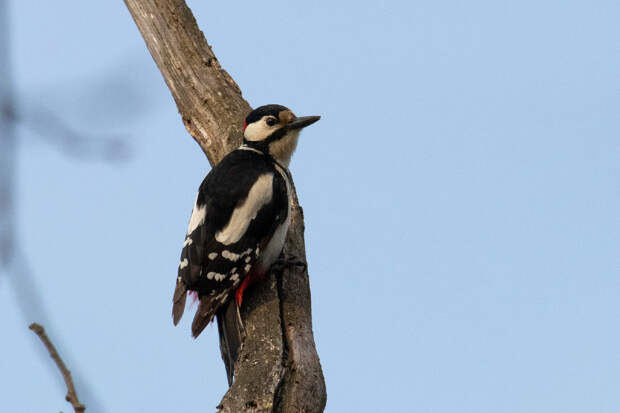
[124,1,326,411]
[124,0,249,165]
[217,276,284,412]
[275,188,327,412]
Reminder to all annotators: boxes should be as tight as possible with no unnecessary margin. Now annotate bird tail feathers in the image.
[217,300,245,385]
[191,296,220,338]
[172,279,187,325]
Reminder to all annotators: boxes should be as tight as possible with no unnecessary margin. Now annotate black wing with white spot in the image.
[172,149,289,337]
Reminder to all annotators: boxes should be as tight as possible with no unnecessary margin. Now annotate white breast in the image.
[258,208,291,272]
[257,164,292,272]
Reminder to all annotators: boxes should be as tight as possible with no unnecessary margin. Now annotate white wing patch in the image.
[215,173,274,245]
[187,194,207,234]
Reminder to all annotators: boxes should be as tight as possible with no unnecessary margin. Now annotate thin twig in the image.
[29,323,86,413]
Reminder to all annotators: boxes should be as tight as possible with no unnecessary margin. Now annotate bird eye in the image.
[266,117,277,126]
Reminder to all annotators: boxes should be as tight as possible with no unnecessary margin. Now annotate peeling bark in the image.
[124,1,326,411]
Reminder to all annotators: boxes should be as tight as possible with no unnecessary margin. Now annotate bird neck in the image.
[242,130,299,168]
[239,142,291,174]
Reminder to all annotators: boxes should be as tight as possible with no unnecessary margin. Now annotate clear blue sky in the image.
[2,0,619,411]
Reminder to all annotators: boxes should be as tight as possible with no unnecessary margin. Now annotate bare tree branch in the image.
[124,1,326,411]
[124,0,249,164]
[0,0,16,268]
[1,1,121,407]
[29,323,86,413]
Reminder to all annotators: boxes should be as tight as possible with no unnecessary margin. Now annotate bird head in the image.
[243,104,320,167]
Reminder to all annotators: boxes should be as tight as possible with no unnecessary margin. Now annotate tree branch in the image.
[29,323,86,413]
[124,0,249,164]
[124,1,326,411]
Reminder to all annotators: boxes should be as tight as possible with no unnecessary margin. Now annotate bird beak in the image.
[287,115,321,130]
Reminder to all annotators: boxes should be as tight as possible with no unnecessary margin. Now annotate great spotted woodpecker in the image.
[172,104,320,339]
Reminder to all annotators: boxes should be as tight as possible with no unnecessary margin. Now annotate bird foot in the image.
[271,254,307,273]
[235,303,245,334]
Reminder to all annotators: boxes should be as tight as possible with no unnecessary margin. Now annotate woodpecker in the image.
[172,104,320,339]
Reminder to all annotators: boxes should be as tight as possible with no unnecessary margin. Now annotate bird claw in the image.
[235,304,245,334]
[271,254,307,273]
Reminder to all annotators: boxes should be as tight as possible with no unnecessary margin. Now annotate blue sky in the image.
[1,0,619,411]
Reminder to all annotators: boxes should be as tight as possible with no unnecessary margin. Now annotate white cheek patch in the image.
[244,116,282,141]
[215,173,274,245]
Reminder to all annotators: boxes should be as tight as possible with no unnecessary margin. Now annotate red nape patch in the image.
[242,120,248,131]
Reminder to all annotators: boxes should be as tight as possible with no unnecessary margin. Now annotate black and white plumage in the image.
[172,104,320,340]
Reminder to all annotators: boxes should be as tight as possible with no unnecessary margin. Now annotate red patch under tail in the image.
[235,269,266,307]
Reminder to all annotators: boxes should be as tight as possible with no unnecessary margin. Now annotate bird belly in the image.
[257,208,291,273]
